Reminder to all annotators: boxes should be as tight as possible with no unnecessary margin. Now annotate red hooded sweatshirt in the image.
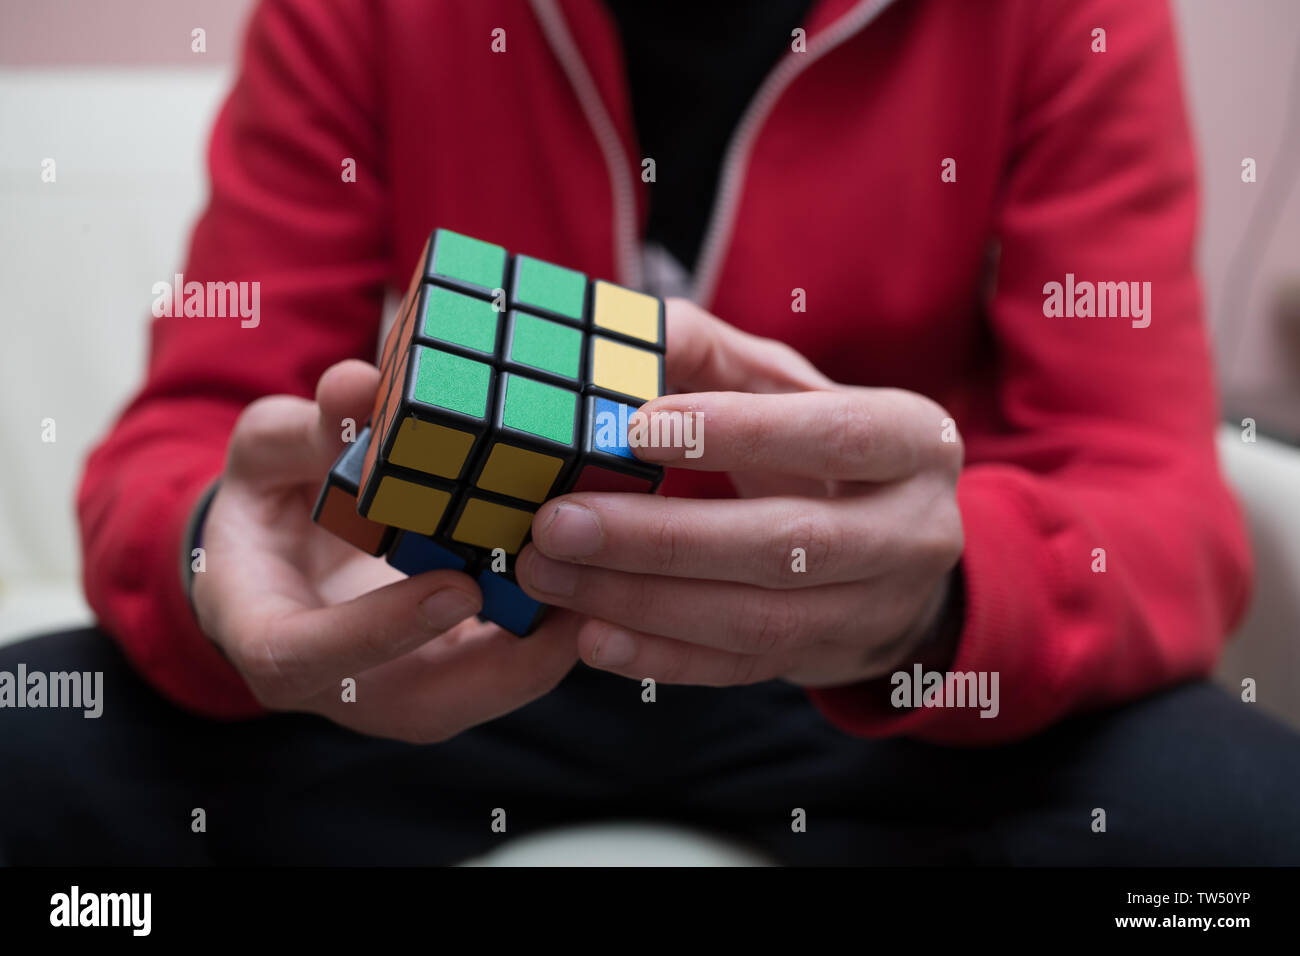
[77,0,1251,744]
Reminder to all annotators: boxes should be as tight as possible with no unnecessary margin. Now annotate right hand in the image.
[192,360,581,742]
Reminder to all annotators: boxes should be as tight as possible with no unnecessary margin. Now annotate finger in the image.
[664,298,832,393]
[529,492,916,587]
[515,552,871,655]
[226,360,380,487]
[630,388,961,481]
[232,569,482,707]
[576,618,794,687]
[304,610,582,743]
[577,617,908,690]
[314,359,382,464]
[225,395,323,486]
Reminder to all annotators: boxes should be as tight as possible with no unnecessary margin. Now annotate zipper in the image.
[530,0,897,304]
[692,0,899,308]
[529,0,643,290]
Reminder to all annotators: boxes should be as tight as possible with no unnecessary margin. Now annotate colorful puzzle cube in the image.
[311,424,395,557]
[312,228,666,635]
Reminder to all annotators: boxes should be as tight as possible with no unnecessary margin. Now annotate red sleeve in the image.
[77,0,388,718]
[807,0,1252,744]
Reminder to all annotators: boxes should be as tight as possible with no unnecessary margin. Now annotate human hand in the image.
[515,301,964,688]
[192,360,579,741]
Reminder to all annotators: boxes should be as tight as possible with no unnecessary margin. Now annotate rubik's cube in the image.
[311,229,666,635]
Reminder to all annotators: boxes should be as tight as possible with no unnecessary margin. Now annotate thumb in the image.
[664,298,832,394]
[314,358,383,466]
[243,569,483,706]
[225,360,381,488]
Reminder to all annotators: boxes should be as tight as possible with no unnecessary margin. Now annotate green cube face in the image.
[430,230,506,292]
[505,311,581,382]
[512,255,586,322]
[501,374,577,447]
[421,285,499,357]
[411,346,492,420]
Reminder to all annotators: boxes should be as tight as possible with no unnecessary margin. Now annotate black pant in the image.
[2,627,1298,865]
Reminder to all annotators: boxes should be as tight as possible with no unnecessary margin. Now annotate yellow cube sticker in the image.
[389,416,475,479]
[365,476,450,535]
[590,336,661,402]
[593,281,661,346]
[452,497,534,553]
[477,443,565,503]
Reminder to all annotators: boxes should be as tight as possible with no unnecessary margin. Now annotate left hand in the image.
[194,360,581,743]
[515,300,965,688]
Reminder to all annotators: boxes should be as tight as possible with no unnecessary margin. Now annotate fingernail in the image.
[419,589,478,630]
[540,503,603,558]
[627,413,682,461]
[592,627,637,667]
[526,554,578,597]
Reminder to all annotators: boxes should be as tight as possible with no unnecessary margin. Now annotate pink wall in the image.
[0,0,254,65]
[1176,0,1300,436]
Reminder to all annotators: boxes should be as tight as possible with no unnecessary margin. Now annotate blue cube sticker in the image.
[591,397,638,461]
[387,532,468,577]
[477,570,544,636]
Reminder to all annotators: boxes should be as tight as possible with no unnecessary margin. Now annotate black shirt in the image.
[604,0,815,272]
